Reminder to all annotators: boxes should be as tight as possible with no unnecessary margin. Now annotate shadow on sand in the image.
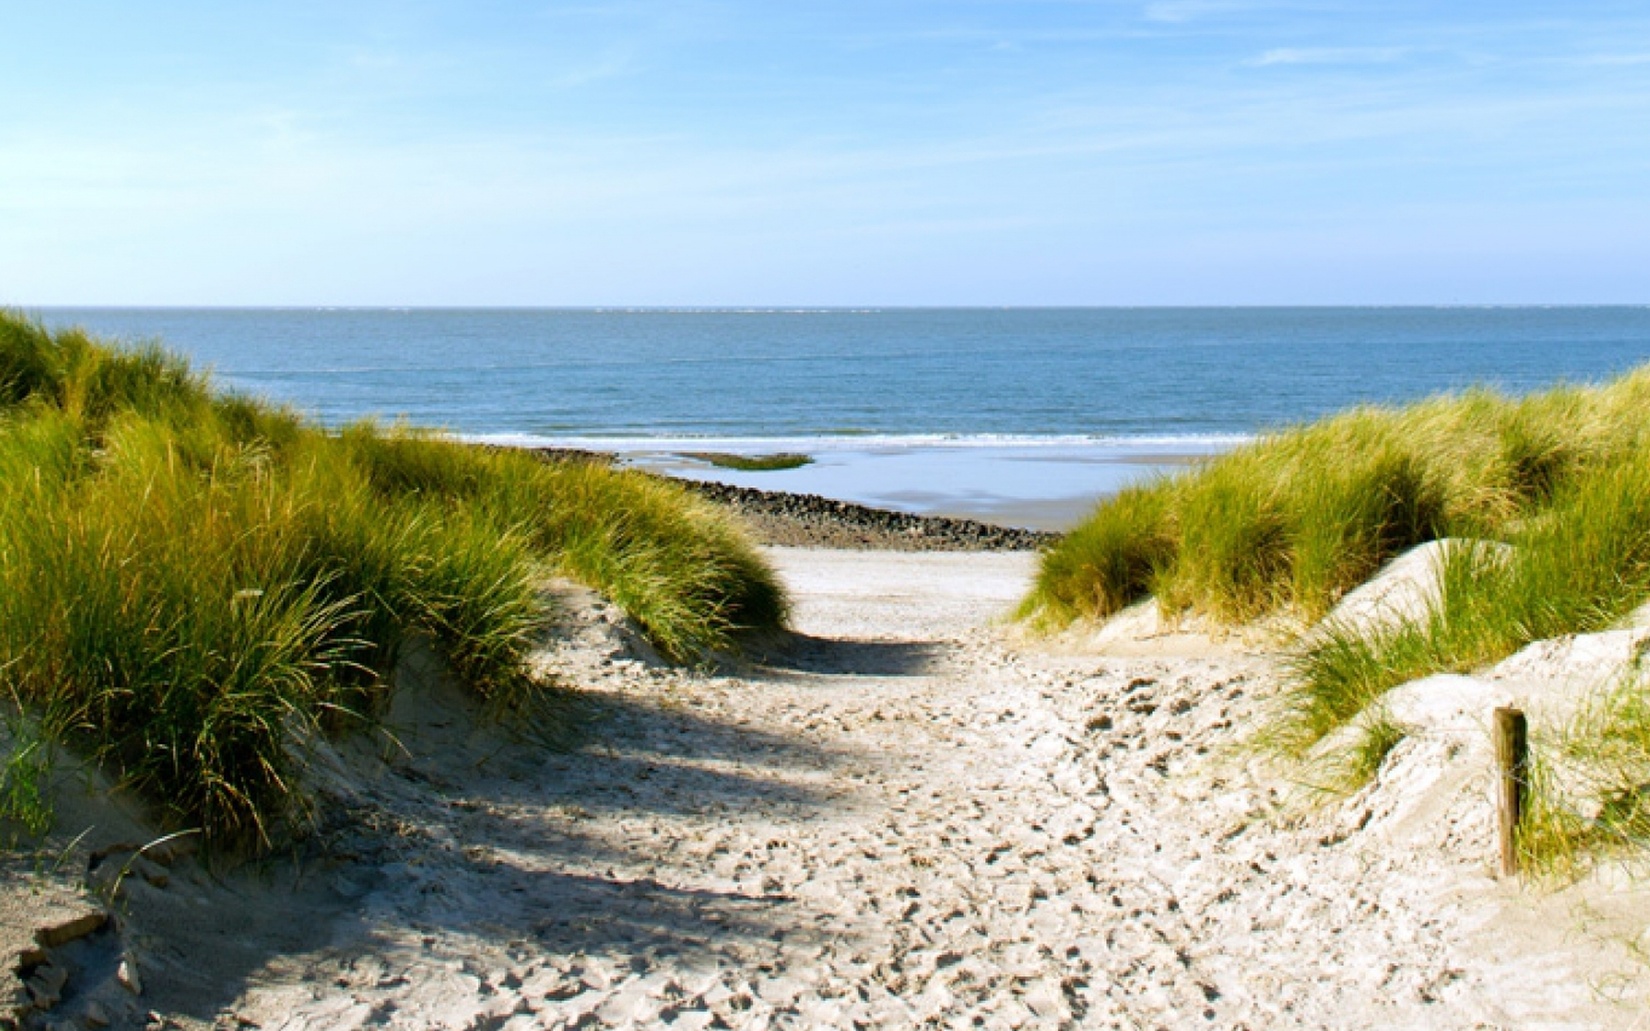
[754,631,944,678]
[118,649,870,1023]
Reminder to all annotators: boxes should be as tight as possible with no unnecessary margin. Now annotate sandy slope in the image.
[7,546,1650,1029]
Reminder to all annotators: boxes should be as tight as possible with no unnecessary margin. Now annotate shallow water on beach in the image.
[37,307,1650,527]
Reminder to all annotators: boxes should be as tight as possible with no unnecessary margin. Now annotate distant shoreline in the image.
[525,446,1061,550]
[509,437,1223,533]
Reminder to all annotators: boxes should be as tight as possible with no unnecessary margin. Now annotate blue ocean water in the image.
[35,307,1650,527]
[36,307,1650,438]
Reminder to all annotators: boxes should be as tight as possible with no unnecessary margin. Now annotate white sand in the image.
[7,546,1650,1028]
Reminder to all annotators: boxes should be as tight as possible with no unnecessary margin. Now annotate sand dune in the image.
[6,546,1649,1028]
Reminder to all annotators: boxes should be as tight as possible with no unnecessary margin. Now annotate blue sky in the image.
[3,1,1648,305]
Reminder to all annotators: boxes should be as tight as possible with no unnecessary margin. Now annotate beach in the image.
[6,314,1650,1028]
[9,522,1650,1028]
[14,0,1650,1022]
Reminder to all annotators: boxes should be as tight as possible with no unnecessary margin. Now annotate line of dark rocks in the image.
[525,446,1060,551]
[675,480,1061,552]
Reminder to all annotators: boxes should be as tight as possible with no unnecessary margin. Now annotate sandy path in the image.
[46,547,1645,1029]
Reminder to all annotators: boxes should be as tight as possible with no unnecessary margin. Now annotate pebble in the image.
[117,957,143,996]
[26,962,67,1008]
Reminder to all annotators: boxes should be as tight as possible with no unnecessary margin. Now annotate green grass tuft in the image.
[0,310,789,846]
[1016,482,1173,628]
[0,705,54,842]
[1282,453,1650,752]
[1333,712,1409,795]
[338,426,790,661]
[1021,372,1650,632]
[1480,664,1650,879]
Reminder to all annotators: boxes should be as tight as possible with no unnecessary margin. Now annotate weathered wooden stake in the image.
[1493,706,1528,878]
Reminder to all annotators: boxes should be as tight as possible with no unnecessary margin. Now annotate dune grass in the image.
[1015,483,1173,627]
[335,426,789,664]
[1498,666,1650,879]
[1284,451,1650,755]
[0,705,54,842]
[1022,372,1650,633]
[0,311,788,846]
[1022,366,1650,795]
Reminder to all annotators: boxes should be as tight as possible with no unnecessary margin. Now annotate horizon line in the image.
[22,302,1650,313]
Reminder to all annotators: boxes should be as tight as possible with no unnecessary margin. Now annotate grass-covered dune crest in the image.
[1022,367,1650,748]
[0,310,788,847]
[1022,367,1650,632]
[1023,368,1650,867]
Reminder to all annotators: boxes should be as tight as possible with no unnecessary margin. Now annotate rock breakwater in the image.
[527,447,1061,551]
[676,481,1060,552]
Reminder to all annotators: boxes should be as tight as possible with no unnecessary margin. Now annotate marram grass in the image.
[1022,371,1650,632]
[1029,366,1650,630]
[1284,451,1650,755]
[1023,365,1650,844]
[0,311,787,847]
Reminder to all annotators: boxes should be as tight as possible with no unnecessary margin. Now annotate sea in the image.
[36,307,1650,530]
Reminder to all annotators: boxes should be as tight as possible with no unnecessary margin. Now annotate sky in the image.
[2,1,1648,306]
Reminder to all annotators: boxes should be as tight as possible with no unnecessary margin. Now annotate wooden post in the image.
[1494,706,1528,878]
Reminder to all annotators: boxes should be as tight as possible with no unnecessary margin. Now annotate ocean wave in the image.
[461,432,1252,453]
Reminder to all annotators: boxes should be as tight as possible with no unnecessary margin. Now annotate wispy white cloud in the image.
[1142,1,1282,25]
[542,49,638,89]
[3,1,1649,304]
[1249,46,1409,67]
[1575,52,1650,66]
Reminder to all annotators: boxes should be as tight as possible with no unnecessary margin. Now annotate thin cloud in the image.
[1143,1,1286,24]
[1576,52,1650,66]
[1249,46,1410,67]
[544,49,638,89]
[5,1,1649,304]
